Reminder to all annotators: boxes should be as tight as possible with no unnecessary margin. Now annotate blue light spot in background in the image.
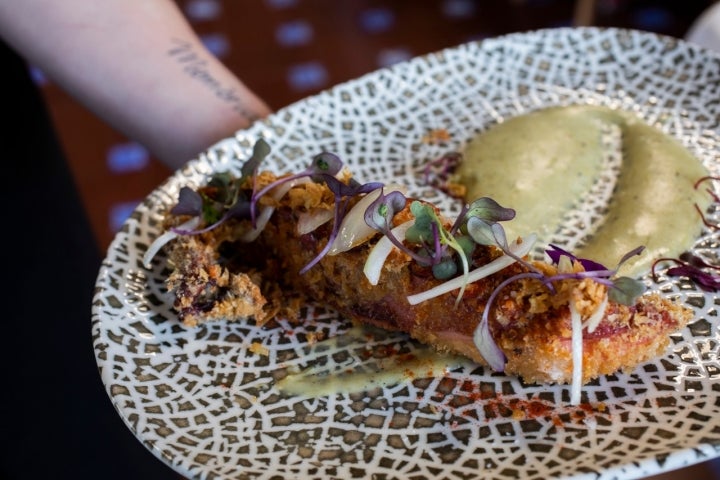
[107,142,149,173]
[201,32,230,57]
[109,201,141,232]
[360,8,395,34]
[28,65,49,86]
[442,0,476,19]
[184,0,221,21]
[633,7,673,31]
[276,20,314,47]
[287,62,328,91]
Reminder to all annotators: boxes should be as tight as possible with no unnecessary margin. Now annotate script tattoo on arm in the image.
[167,38,261,122]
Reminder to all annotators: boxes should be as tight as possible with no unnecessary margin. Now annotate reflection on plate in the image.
[92,27,720,480]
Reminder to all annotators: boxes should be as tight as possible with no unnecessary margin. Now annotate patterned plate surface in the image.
[93,27,720,480]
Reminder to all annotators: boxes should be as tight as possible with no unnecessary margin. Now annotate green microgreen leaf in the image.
[465,197,516,223]
[403,201,472,303]
[364,190,431,266]
[463,197,543,279]
[463,197,515,250]
[608,276,646,305]
[466,217,505,247]
[432,257,457,279]
[241,138,271,179]
[404,201,438,245]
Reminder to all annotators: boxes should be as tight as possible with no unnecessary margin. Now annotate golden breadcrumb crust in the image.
[159,173,692,385]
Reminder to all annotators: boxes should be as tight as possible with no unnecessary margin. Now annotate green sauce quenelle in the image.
[456,105,712,276]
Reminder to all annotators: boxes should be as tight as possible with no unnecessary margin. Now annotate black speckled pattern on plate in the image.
[93,28,720,480]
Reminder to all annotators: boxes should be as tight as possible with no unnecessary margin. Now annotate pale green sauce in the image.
[276,326,468,397]
[457,105,711,275]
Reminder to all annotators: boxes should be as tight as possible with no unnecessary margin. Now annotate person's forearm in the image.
[0,0,271,169]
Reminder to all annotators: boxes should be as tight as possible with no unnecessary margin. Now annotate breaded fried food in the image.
[151,168,692,389]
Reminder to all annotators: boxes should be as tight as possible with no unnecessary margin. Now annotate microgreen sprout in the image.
[369,198,474,304]
[463,198,520,259]
[364,190,428,265]
[475,244,646,374]
[170,177,252,235]
[250,151,344,226]
[404,201,468,273]
[475,271,544,372]
[544,244,646,305]
[462,197,549,286]
[645,176,720,291]
[169,139,272,235]
[300,175,383,274]
[693,176,720,230]
[170,186,203,218]
[242,138,272,180]
[652,252,720,292]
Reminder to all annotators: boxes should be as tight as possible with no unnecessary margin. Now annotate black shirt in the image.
[1,40,178,479]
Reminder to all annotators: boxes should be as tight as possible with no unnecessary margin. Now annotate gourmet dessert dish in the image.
[143,113,711,403]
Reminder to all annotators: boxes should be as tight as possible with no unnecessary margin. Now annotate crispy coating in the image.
[161,174,692,384]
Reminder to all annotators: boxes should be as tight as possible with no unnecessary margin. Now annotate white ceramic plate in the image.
[93,27,720,480]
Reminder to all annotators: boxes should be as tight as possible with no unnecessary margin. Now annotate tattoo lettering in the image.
[168,39,260,121]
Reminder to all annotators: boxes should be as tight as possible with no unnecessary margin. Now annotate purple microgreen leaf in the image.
[546,244,573,265]
[654,253,720,293]
[668,265,720,291]
[364,191,431,266]
[615,245,645,269]
[364,189,407,232]
[546,244,607,272]
[679,252,720,271]
[170,186,203,217]
[225,196,251,220]
[309,152,343,181]
[322,174,382,199]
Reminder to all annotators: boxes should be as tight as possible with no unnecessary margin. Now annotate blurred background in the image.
[35,1,720,478]
[37,0,718,251]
